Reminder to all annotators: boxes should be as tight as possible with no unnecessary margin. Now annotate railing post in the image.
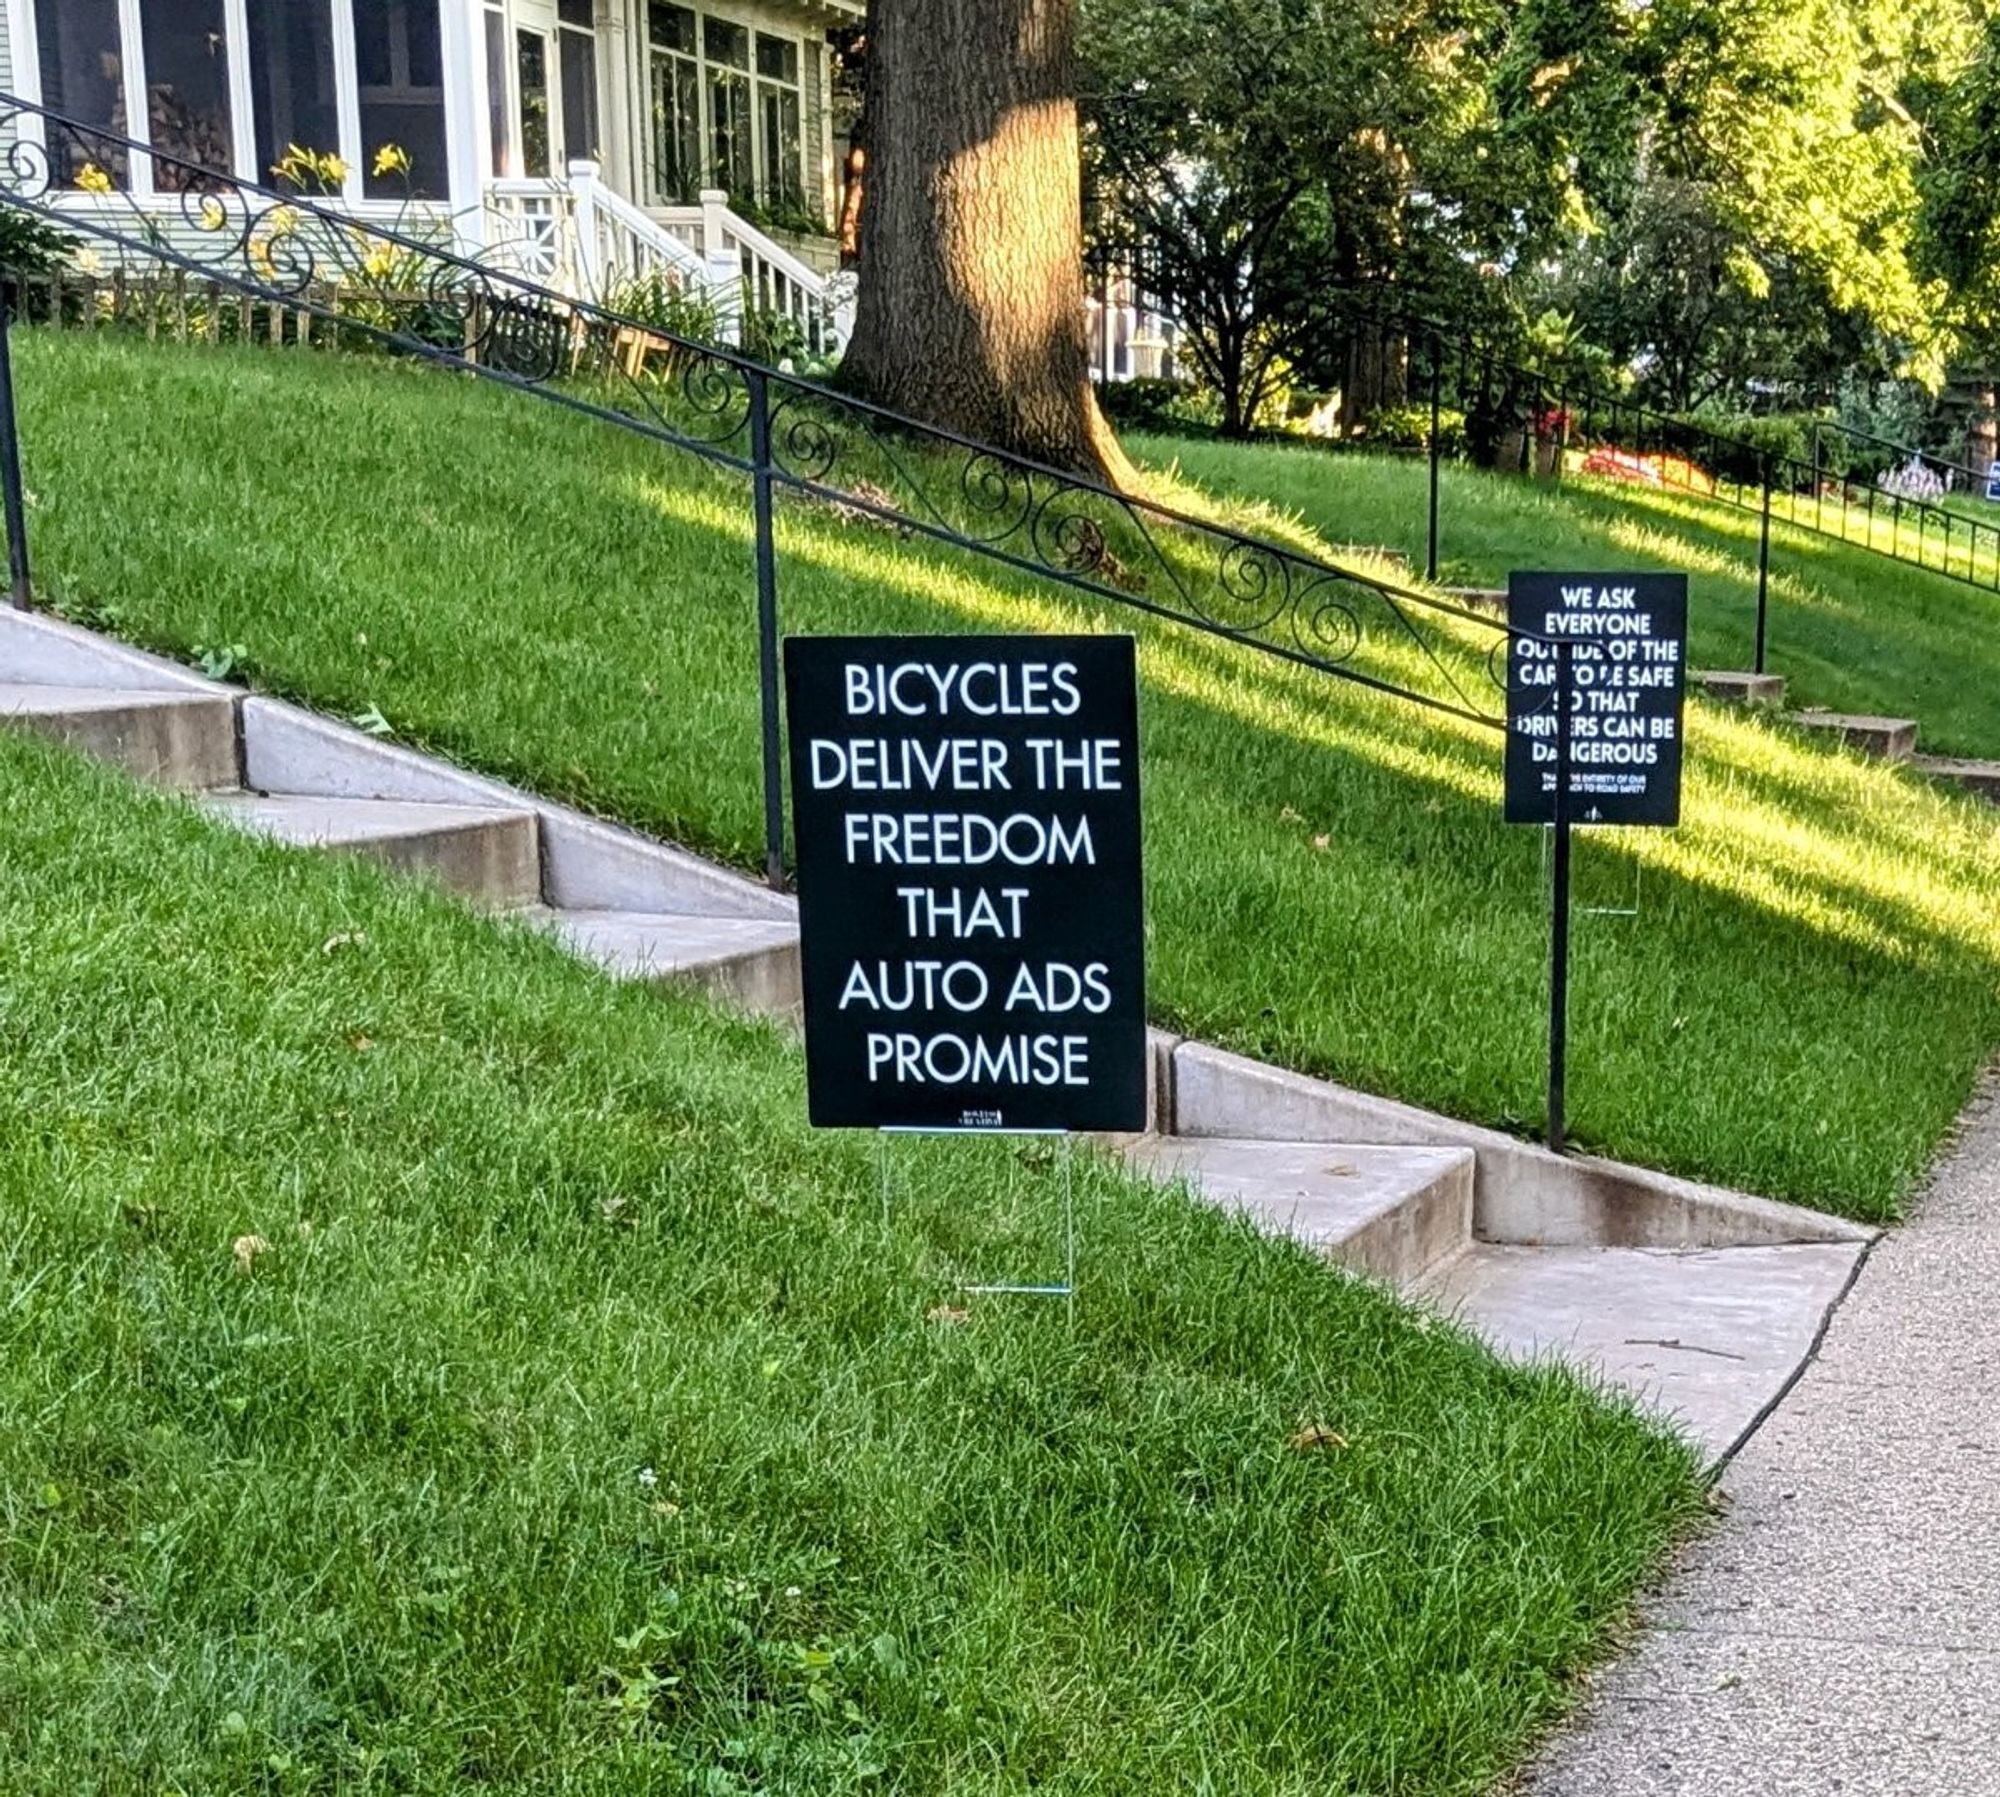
[747,368,786,890]
[567,158,604,299]
[0,271,33,610]
[1547,639,1575,1156]
[1426,341,1442,582]
[699,188,741,346]
[1755,457,1773,675]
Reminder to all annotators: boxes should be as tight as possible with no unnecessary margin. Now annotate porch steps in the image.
[1696,669,1786,707]
[1914,755,2000,805]
[535,908,802,1015]
[1785,710,1918,760]
[0,681,238,789]
[1418,1242,1865,1461]
[203,793,542,908]
[0,606,1877,1465]
[1122,1137,1472,1285]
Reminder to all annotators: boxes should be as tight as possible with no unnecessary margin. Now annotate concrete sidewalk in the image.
[1525,1078,2000,1795]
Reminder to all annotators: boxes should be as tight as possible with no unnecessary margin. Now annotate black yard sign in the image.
[783,634,1146,1133]
[1504,571,1688,826]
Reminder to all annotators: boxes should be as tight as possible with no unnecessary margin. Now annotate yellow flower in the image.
[371,143,410,178]
[272,144,346,192]
[75,162,112,195]
[269,204,302,234]
[362,244,397,281]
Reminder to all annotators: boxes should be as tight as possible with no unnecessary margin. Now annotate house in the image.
[7,0,858,348]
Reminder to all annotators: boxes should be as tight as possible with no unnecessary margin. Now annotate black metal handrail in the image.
[0,94,1566,889]
[1361,295,2000,604]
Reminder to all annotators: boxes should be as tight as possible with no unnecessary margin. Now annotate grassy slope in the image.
[1142,434,2000,758]
[19,331,2000,1221]
[0,730,1701,1793]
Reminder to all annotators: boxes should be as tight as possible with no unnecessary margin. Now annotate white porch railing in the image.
[484,165,850,361]
[656,191,854,359]
[483,177,579,290]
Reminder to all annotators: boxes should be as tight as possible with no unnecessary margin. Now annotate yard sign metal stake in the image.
[1547,640,1575,1155]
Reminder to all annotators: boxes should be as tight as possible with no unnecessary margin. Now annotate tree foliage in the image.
[1510,0,1971,400]
[1079,0,1998,427]
[1081,0,1544,434]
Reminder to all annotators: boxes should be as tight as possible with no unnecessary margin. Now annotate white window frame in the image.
[642,2,805,211]
[750,28,802,212]
[21,0,463,213]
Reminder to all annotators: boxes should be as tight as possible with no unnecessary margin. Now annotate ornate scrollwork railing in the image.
[0,92,1527,732]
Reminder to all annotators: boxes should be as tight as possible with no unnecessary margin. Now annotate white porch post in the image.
[569,157,604,296]
[700,188,741,344]
[10,0,47,162]
[439,0,487,247]
[594,0,634,205]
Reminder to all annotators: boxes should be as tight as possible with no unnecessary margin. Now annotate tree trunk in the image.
[844,0,1136,488]
[1341,324,1407,432]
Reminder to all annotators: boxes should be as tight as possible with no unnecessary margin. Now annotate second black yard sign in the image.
[1504,571,1688,827]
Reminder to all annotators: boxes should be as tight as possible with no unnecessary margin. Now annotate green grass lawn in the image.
[1145,434,2000,757]
[0,727,1702,1793]
[17,329,2000,1222]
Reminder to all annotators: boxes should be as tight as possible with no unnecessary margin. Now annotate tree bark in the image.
[844,0,1136,488]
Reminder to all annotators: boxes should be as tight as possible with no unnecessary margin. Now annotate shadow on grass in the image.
[18,330,2000,1218]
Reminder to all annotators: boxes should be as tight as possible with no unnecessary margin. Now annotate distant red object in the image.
[1579,446,1715,495]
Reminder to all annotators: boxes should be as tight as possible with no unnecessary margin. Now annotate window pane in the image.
[355,0,450,198]
[558,27,599,165]
[710,69,751,196]
[246,0,340,185]
[557,0,592,26]
[407,4,443,85]
[755,35,797,84]
[648,1,694,54]
[704,18,749,70]
[32,0,129,188]
[516,30,551,178]
[649,52,699,202]
[759,83,801,209]
[142,0,234,189]
[484,7,513,177]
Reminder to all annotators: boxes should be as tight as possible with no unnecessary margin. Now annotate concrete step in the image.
[202,793,540,906]
[529,908,800,1020]
[0,682,238,789]
[1696,669,1786,707]
[1123,1136,1474,1284]
[1417,1241,1867,1463]
[1787,710,1918,760]
[1914,755,2000,805]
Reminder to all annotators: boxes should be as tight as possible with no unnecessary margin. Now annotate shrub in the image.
[1356,401,1468,458]
[1096,376,1219,435]
[1670,409,1845,489]
[0,210,80,283]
